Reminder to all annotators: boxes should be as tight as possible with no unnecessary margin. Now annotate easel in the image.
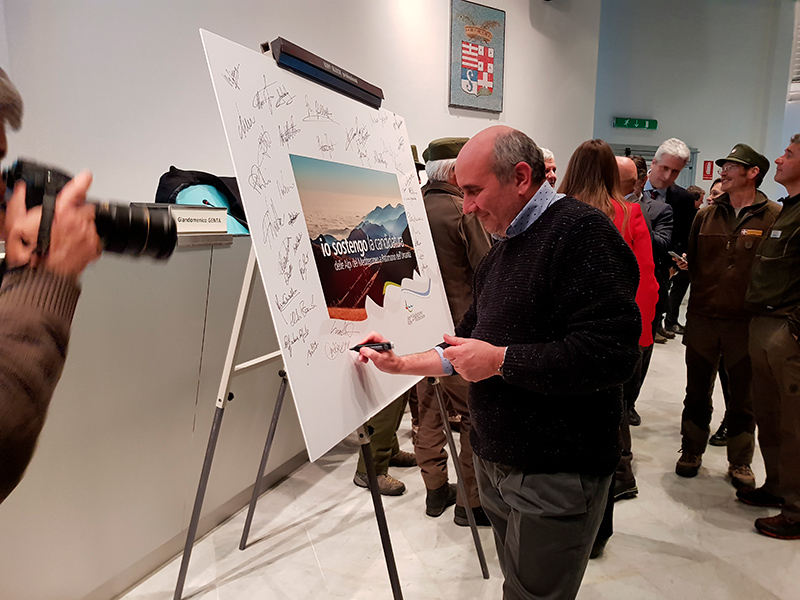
[173,247,406,599]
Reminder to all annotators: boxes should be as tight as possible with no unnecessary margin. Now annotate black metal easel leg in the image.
[357,425,404,600]
[239,370,289,550]
[174,404,226,600]
[429,377,490,579]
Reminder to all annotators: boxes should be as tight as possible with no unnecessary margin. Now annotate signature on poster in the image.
[287,296,317,327]
[236,104,255,139]
[397,136,405,151]
[279,116,301,147]
[330,321,357,338]
[256,127,272,165]
[345,117,370,152]
[293,231,304,254]
[275,85,296,109]
[275,287,300,313]
[249,164,270,194]
[261,198,286,248]
[392,114,404,130]
[317,134,336,158]
[303,96,337,123]
[277,171,296,198]
[324,340,350,360]
[370,112,389,127]
[283,325,309,358]
[252,75,276,112]
[278,237,293,285]
[299,252,309,281]
[222,63,240,89]
[401,172,418,195]
[306,341,319,365]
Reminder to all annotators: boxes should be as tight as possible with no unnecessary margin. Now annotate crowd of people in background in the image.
[353,125,800,600]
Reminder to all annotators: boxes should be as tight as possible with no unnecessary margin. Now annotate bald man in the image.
[355,125,640,599]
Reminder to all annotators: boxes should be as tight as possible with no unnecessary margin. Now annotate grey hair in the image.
[791,133,800,145]
[425,158,457,182]
[491,129,545,184]
[654,138,690,164]
[0,68,23,131]
[540,147,555,162]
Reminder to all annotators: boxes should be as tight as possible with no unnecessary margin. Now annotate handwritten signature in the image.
[299,252,309,281]
[392,114,404,130]
[249,164,271,194]
[278,237,293,285]
[324,340,350,360]
[275,286,300,313]
[317,134,336,158]
[222,64,240,89]
[252,75,276,112]
[293,231,303,254]
[283,325,309,358]
[277,172,296,198]
[256,127,272,165]
[278,116,301,147]
[307,341,319,365]
[330,321,357,338]
[237,104,256,140]
[303,96,337,123]
[288,296,317,327]
[261,199,284,248]
[275,85,295,109]
[402,172,417,195]
[345,117,370,152]
[371,112,389,127]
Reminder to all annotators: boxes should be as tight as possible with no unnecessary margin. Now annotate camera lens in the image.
[94,203,177,260]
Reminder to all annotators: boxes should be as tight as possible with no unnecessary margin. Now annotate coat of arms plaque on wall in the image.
[449,0,506,113]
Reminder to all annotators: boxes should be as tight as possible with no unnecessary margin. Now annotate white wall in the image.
[3,0,601,208]
[593,0,794,201]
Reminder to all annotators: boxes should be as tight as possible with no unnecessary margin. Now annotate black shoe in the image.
[736,486,785,508]
[590,536,608,559]
[668,323,686,335]
[754,514,800,539]
[628,407,641,427]
[614,478,638,501]
[425,483,457,517]
[708,423,727,446]
[656,326,676,340]
[454,505,491,527]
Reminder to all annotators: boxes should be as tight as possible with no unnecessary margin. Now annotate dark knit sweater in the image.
[455,197,641,476]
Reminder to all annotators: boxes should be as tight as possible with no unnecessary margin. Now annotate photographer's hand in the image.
[4,170,101,279]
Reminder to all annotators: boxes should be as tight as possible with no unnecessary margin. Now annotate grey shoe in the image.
[353,471,406,496]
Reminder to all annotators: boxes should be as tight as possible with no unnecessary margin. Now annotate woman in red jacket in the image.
[559,139,658,558]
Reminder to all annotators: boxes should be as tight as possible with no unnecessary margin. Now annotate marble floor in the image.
[122,335,800,600]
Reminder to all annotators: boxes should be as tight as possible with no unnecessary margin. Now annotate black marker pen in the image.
[350,342,394,352]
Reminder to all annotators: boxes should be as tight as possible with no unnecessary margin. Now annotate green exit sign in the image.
[612,117,658,130]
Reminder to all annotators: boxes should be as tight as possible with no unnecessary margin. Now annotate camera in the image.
[2,159,177,260]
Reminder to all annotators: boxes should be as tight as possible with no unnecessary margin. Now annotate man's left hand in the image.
[442,333,505,382]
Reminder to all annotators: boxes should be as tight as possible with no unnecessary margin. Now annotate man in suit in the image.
[643,139,694,341]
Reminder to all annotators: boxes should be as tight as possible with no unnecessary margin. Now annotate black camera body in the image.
[2,160,177,260]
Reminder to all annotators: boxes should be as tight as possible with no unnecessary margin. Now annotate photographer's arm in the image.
[0,172,100,504]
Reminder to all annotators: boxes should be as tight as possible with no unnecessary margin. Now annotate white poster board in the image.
[201,31,453,461]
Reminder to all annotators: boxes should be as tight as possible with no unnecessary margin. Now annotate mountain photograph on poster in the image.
[290,154,418,321]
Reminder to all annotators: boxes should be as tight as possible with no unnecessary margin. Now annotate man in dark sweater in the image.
[0,68,102,504]
[356,126,641,600]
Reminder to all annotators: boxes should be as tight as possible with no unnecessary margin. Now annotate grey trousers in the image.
[749,316,800,520]
[474,455,611,600]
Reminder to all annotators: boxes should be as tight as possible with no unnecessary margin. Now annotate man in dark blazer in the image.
[643,139,695,341]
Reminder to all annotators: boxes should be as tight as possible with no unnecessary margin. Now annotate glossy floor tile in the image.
[122,333,798,600]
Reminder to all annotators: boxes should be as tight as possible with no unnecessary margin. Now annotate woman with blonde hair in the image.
[559,139,659,557]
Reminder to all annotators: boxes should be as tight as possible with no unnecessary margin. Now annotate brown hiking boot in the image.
[388,450,417,468]
[676,451,702,477]
[353,471,406,496]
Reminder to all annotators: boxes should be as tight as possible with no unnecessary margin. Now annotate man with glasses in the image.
[675,144,779,491]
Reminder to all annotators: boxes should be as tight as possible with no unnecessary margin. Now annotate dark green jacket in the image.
[746,193,800,334]
[687,191,780,320]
